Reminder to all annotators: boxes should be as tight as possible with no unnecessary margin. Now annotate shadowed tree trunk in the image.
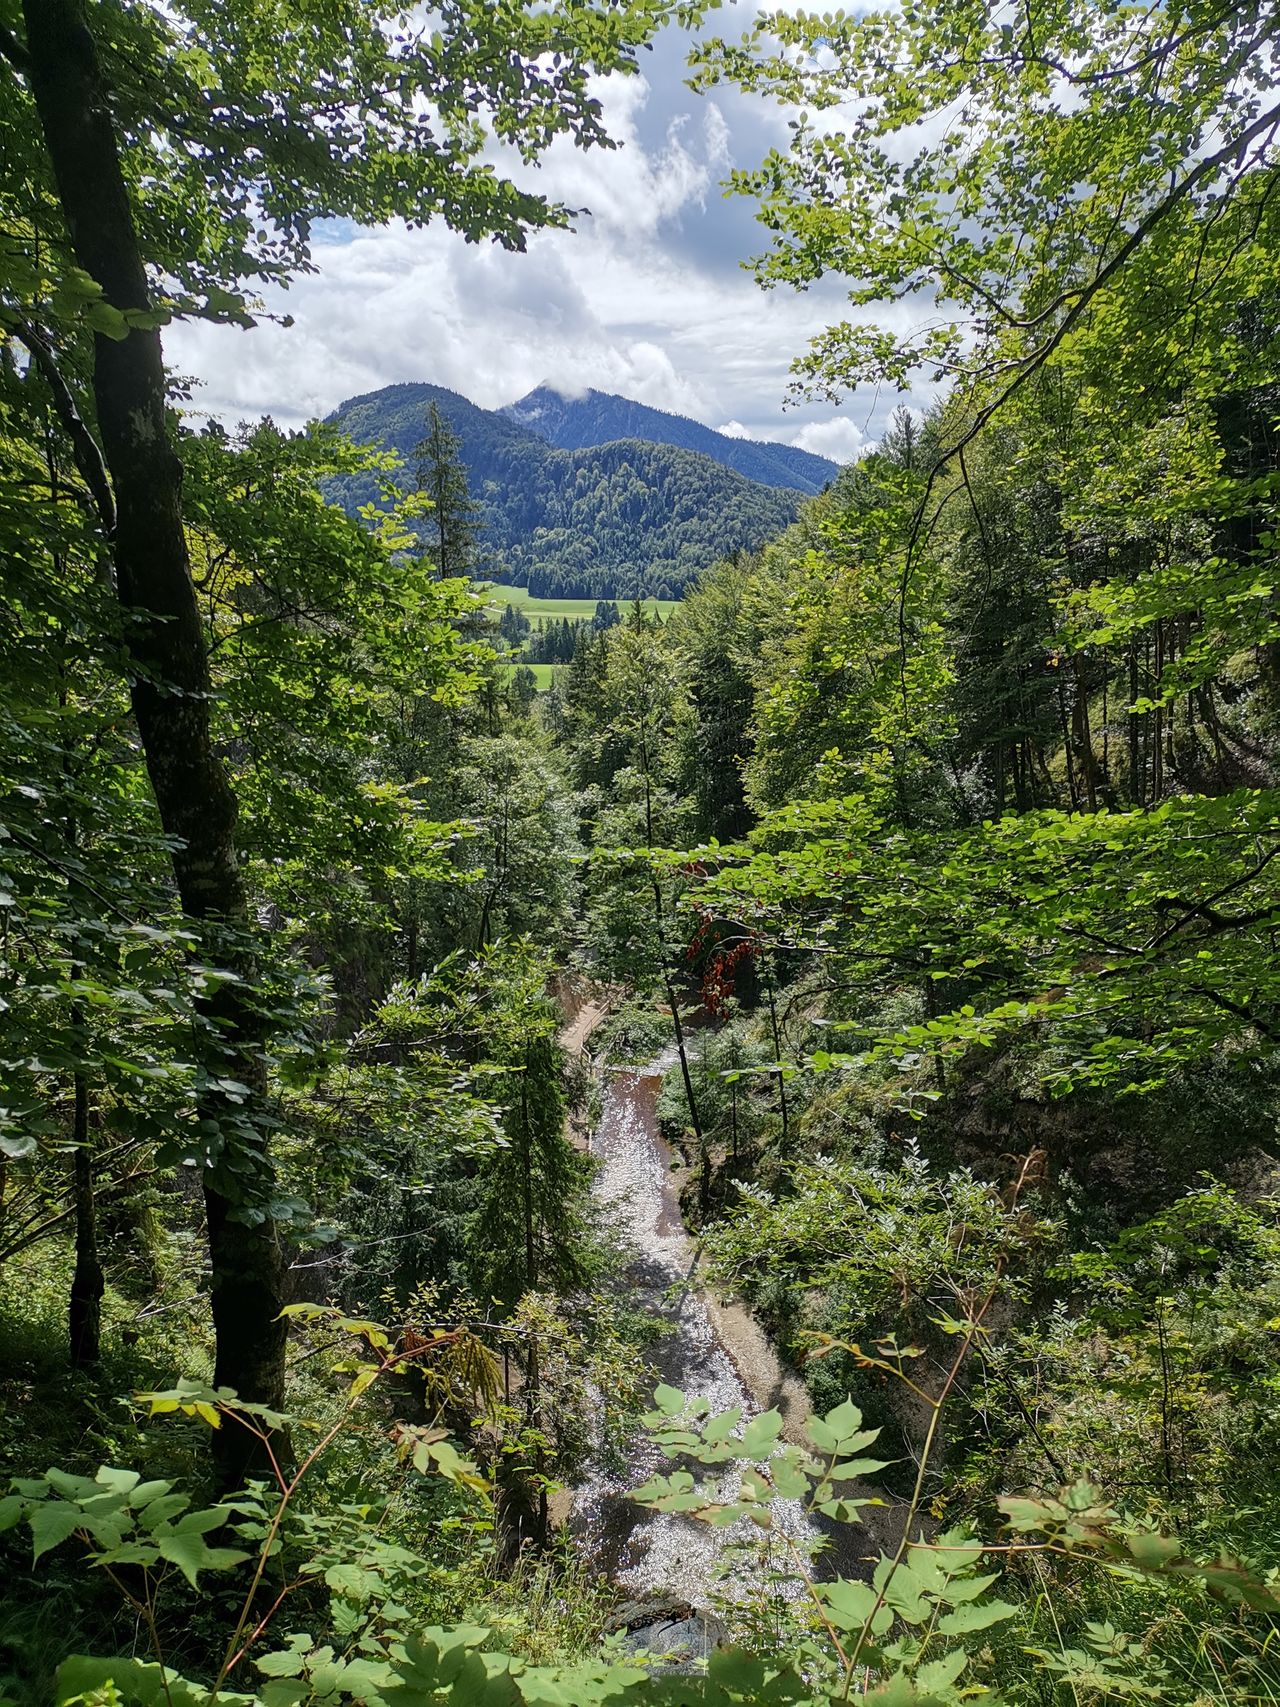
[763,957,790,1148]
[22,0,286,1484]
[68,1065,103,1367]
[634,712,704,1195]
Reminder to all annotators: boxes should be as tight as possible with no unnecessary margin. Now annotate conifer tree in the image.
[413,402,480,579]
[474,1031,588,1312]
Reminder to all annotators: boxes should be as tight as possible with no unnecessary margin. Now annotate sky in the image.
[165,3,911,464]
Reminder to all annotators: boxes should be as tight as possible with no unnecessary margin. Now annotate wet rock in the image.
[606,1597,727,1670]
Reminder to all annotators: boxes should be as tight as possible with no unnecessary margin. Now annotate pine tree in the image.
[412,402,480,578]
[474,1031,589,1313]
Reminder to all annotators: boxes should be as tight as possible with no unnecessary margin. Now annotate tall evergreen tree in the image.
[413,402,480,579]
[474,1028,588,1312]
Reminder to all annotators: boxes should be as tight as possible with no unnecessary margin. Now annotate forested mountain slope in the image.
[329,381,799,597]
[502,384,839,495]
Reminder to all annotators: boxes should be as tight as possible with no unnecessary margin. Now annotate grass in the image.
[498,661,562,689]
[485,583,680,692]
[480,583,679,623]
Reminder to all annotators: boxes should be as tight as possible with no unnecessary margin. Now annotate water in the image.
[572,1056,817,1617]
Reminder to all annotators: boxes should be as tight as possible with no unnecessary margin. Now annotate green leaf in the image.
[260,1685,309,1707]
[255,1648,309,1679]
[31,1502,81,1561]
[936,1598,1017,1634]
[740,1411,783,1456]
[155,1530,249,1587]
[874,1559,932,1624]
[56,1655,255,1706]
[137,1494,190,1531]
[822,1398,867,1441]
[703,1406,743,1444]
[1125,1531,1181,1570]
[325,1561,378,1603]
[93,1468,140,1495]
[44,1469,101,1500]
[171,1507,231,1536]
[822,1578,893,1634]
[94,1543,162,1569]
[914,1648,969,1692]
[127,1480,176,1511]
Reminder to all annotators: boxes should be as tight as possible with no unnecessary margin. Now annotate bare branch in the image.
[0,21,30,73]
[13,320,116,536]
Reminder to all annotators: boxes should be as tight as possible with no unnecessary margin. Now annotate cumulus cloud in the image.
[717,420,750,438]
[165,8,931,447]
[790,418,868,463]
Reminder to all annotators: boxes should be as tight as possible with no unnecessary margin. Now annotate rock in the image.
[604,1593,693,1633]
[605,1598,728,1671]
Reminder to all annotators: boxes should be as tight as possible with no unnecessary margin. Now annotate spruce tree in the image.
[474,1031,589,1313]
[412,402,480,578]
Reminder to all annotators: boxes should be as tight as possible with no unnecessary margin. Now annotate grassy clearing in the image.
[497,661,563,690]
[480,583,679,622]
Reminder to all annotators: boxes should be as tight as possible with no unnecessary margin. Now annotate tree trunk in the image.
[520,1052,535,1294]
[1069,657,1099,811]
[635,722,704,1178]
[764,960,790,1147]
[654,912,706,1205]
[1127,641,1142,804]
[1152,623,1165,800]
[68,1068,103,1367]
[405,886,420,982]
[24,0,286,1483]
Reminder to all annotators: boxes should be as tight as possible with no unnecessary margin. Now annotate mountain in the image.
[327,382,802,599]
[502,385,839,497]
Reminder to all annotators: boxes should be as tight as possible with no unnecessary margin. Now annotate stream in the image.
[571,1054,817,1646]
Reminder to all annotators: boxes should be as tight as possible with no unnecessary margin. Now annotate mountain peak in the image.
[327,381,802,602]
[501,386,839,497]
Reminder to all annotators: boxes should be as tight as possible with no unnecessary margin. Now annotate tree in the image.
[499,603,532,648]
[699,2,1280,424]
[451,733,580,954]
[581,611,708,1176]
[670,554,758,839]
[474,1027,589,1313]
[0,359,186,1367]
[413,402,480,579]
[662,3,1280,1114]
[2,0,698,1480]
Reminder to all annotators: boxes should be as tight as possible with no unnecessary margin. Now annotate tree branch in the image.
[0,21,30,72]
[1146,845,1280,950]
[1186,985,1280,1041]
[13,320,116,536]
[895,96,1280,704]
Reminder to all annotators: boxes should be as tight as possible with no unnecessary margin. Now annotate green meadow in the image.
[480,582,679,623]
[500,661,562,689]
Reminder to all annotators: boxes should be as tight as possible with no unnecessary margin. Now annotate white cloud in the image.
[164,17,933,448]
[790,418,868,463]
[541,378,590,402]
[717,419,750,438]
